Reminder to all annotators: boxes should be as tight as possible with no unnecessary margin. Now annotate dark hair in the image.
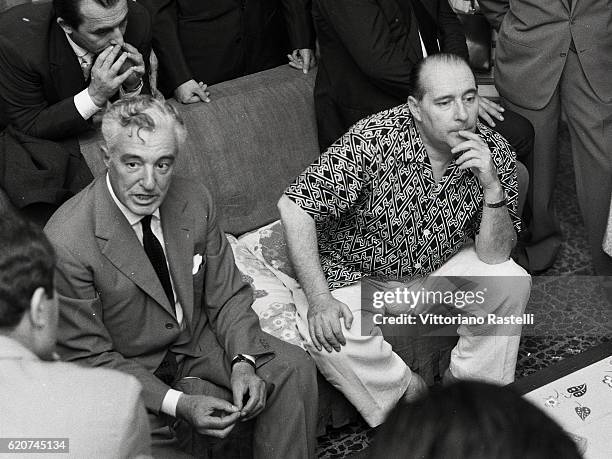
[408,53,475,100]
[0,212,56,329]
[370,381,582,459]
[53,0,122,29]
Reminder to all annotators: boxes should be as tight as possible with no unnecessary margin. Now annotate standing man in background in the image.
[312,0,534,163]
[480,0,612,274]
[139,0,315,104]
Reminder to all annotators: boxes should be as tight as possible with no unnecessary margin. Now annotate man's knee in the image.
[264,337,317,390]
[477,261,531,312]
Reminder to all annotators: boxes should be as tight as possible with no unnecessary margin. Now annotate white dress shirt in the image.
[105,174,184,416]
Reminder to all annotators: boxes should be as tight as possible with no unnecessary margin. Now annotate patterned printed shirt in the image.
[285,105,521,290]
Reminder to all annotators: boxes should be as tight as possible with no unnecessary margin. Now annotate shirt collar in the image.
[63,32,92,61]
[106,173,160,226]
[401,112,428,164]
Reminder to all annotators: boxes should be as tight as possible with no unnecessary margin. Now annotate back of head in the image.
[53,0,122,28]
[0,211,55,331]
[370,381,582,459]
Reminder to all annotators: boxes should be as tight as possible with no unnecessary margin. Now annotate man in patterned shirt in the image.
[278,54,531,426]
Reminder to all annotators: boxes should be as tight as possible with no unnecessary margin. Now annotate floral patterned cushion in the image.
[237,220,300,290]
[226,233,303,349]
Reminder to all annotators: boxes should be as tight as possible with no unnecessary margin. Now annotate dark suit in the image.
[313,0,533,167]
[0,1,151,217]
[139,0,315,95]
[313,0,467,149]
[44,176,317,458]
[0,1,152,140]
[480,0,612,273]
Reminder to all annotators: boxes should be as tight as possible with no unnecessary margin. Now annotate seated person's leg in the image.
[430,244,531,384]
[294,282,414,427]
[178,334,318,459]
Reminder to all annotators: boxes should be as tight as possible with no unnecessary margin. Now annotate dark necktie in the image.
[141,215,175,308]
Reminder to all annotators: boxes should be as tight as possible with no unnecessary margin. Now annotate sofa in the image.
[79,64,459,433]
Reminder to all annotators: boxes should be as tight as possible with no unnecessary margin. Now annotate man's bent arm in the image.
[278,195,331,302]
[475,182,516,263]
[0,38,91,139]
[51,241,171,413]
[198,184,273,361]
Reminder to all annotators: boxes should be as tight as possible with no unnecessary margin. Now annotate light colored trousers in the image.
[294,244,531,426]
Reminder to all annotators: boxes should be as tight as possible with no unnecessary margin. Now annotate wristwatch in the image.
[231,354,256,370]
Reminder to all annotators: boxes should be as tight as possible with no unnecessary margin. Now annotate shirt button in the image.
[423,229,431,237]
[560,52,567,57]
[414,262,422,269]
[165,323,174,329]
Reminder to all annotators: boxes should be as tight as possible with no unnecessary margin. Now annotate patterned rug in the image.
[316,124,612,458]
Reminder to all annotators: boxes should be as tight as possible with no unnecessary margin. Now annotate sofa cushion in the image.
[226,233,303,349]
[78,65,320,236]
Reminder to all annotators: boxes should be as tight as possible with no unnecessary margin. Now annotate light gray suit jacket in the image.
[44,176,273,413]
[0,336,151,458]
[480,0,612,109]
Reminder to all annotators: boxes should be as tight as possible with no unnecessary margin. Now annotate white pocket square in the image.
[192,254,203,275]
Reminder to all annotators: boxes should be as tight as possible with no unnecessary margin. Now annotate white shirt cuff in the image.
[73,88,102,120]
[161,388,183,417]
[242,354,256,365]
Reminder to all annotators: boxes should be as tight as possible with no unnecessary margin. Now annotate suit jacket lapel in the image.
[93,178,176,318]
[160,186,195,327]
[561,0,572,13]
[48,19,86,101]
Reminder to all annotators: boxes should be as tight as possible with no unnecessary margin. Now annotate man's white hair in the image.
[101,95,187,150]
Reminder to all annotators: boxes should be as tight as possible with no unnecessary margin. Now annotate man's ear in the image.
[56,17,74,35]
[407,96,422,122]
[101,143,111,168]
[29,287,48,330]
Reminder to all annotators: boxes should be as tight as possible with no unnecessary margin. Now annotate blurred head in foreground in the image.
[0,211,58,360]
[370,380,582,459]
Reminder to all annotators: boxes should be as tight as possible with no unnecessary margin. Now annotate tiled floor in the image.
[316,124,612,458]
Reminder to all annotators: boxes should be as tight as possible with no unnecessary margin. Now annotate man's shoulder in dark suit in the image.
[0,2,54,67]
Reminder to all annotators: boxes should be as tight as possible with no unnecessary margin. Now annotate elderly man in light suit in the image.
[44,95,318,458]
[0,211,152,458]
[479,0,612,274]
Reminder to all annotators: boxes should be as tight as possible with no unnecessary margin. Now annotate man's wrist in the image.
[231,354,256,371]
[308,290,333,304]
[483,183,505,204]
[86,86,107,108]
